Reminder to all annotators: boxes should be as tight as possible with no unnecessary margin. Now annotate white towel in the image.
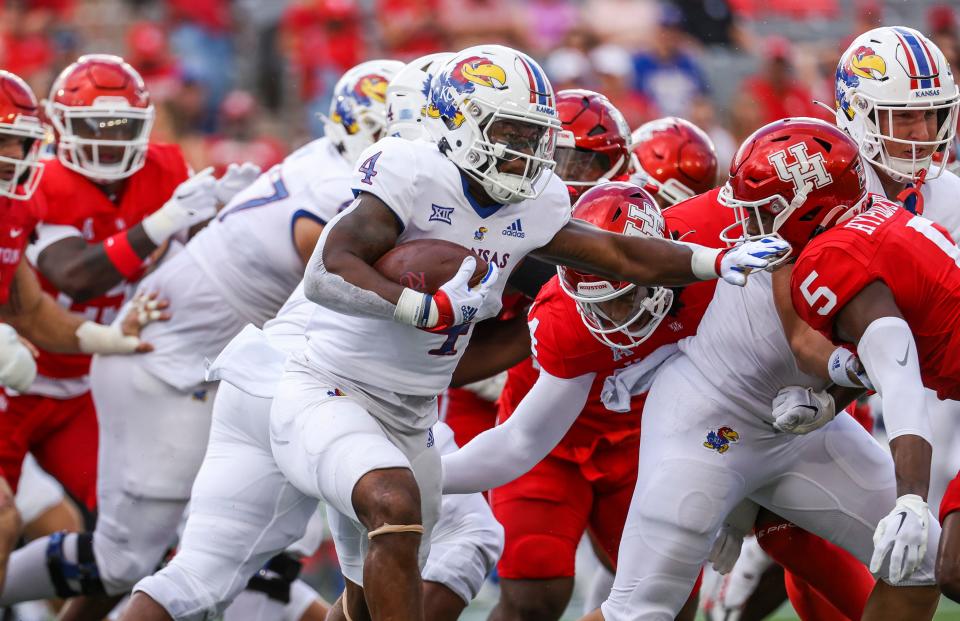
[600,344,680,412]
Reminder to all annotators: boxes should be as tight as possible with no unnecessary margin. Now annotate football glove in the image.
[828,347,875,391]
[708,524,746,575]
[394,256,500,330]
[772,386,836,434]
[717,237,791,286]
[870,494,929,584]
[142,167,219,244]
[215,162,262,205]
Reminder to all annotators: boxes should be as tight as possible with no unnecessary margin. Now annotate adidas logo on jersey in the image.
[502,219,525,238]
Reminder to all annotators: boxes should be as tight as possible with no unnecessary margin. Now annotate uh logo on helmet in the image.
[836,45,888,121]
[426,56,508,128]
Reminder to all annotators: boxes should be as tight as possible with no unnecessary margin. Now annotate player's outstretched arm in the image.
[532,219,788,287]
[0,259,160,356]
[441,369,594,494]
[34,169,223,302]
[303,193,404,316]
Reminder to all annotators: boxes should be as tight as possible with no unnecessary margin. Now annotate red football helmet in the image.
[557,181,673,350]
[553,89,631,203]
[0,71,45,200]
[46,54,154,181]
[719,117,867,260]
[630,117,717,208]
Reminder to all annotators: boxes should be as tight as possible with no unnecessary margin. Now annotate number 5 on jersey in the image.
[799,270,838,316]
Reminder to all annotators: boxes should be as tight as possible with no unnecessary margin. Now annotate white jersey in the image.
[136,138,352,390]
[863,160,960,239]
[677,271,827,417]
[303,137,570,401]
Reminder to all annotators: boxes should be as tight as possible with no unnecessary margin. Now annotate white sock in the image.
[0,534,68,605]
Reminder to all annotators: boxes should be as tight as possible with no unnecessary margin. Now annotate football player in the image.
[832,24,960,515]
[119,285,505,621]
[0,69,164,593]
[261,43,783,621]
[443,181,723,621]
[0,59,400,620]
[629,116,718,209]
[0,53,233,523]
[570,119,938,621]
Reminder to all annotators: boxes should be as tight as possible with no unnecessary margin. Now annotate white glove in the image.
[394,256,500,330]
[708,524,745,575]
[214,162,262,205]
[771,386,836,434]
[0,325,36,392]
[718,237,791,286]
[828,347,875,391]
[142,167,218,245]
[870,494,929,583]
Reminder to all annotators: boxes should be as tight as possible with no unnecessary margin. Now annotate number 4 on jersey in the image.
[358,151,382,185]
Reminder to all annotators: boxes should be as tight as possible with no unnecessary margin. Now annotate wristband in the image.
[75,321,141,354]
[103,231,144,280]
[690,245,723,280]
[394,288,438,328]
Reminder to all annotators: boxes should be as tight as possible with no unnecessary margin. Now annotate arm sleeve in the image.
[441,368,595,494]
[857,316,932,444]
[25,223,83,265]
[791,243,875,334]
[301,205,397,319]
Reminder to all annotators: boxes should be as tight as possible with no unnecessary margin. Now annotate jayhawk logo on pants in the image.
[703,426,739,454]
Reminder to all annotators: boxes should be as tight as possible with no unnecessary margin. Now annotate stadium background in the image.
[3,0,959,619]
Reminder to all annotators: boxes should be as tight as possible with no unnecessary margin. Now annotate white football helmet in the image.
[836,27,959,182]
[424,45,560,204]
[386,53,453,141]
[323,59,405,165]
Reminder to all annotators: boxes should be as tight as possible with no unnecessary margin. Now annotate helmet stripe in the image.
[894,27,935,89]
[520,54,550,107]
[893,29,920,89]
[916,35,942,87]
[517,57,537,104]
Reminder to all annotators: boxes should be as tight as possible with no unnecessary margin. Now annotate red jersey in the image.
[498,189,733,462]
[792,197,960,401]
[31,143,189,385]
[0,192,46,305]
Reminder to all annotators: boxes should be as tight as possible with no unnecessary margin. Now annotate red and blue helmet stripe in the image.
[893,27,941,90]
[517,54,554,108]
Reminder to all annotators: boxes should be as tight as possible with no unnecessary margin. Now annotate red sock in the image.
[755,515,874,620]
[785,569,851,621]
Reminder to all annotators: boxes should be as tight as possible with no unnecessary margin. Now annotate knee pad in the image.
[45,531,106,598]
[245,552,303,604]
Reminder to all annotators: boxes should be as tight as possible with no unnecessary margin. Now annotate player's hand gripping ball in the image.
[375,239,490,293]
[380,240,497,331]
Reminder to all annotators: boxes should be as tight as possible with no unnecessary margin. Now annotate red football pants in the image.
[755,514,873,621]
[0,392,98,510]
[439,387,498,449]
[491,436,638,579]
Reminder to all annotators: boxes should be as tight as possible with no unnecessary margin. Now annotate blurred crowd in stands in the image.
[1,0,957,179]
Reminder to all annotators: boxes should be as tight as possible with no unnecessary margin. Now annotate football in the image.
[374,239,488,294]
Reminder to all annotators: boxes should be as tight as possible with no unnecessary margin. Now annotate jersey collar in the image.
[459,172,505,219]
